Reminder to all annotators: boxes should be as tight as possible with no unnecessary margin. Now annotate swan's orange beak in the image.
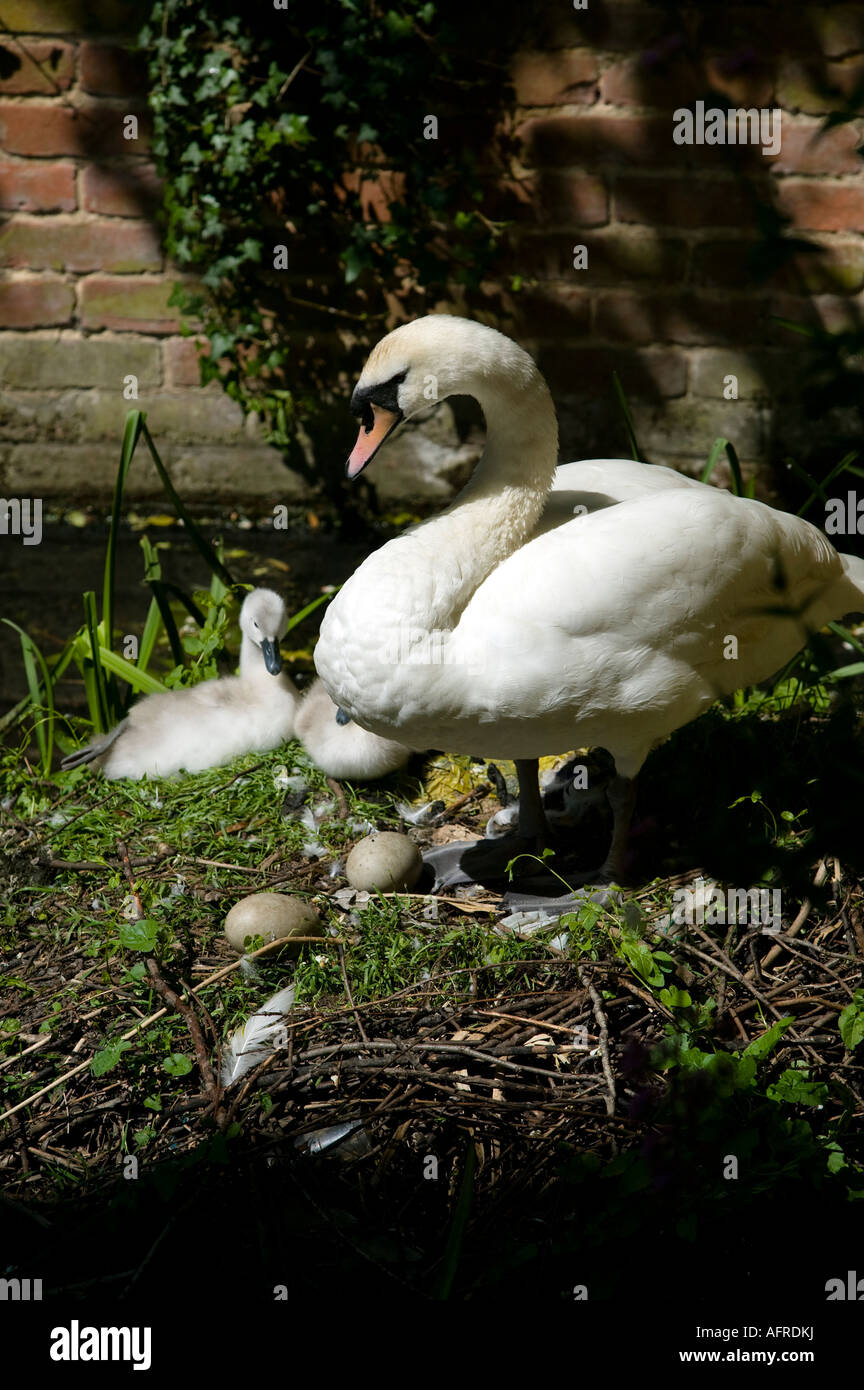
[347,405,401,479]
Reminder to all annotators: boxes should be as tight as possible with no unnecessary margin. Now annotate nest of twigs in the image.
[2,839,863,1300]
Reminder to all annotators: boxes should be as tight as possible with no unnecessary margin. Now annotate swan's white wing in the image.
[443,488,850,766]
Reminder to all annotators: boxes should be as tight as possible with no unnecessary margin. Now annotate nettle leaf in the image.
[743,1016,794,1061]
[766,1069,828,1107]
[118,918,160,952]
[839,991,864,1050]
[92,1039,132,1077]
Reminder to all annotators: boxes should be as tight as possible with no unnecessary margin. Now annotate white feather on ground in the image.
[220,985,295,1088]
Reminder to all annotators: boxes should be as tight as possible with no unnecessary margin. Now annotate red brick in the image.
[79,276,181,332]
[600,54,702,108]
[0,217,161,272]
[531,1,670,54]
[614,176,754,229]
[533,171,608,225]
[0,276,74,326]
[0,160,76,211]
[0,40,75,94]
[538,344,687,399]
[808,5,864,59]
[770,117,864,175]
[776,179,864,232]
[521,112,757,171]
[79,43,148,97]
[0,1,133,34]
[514,286,591,336]
[0,102,151,157]
[520,231,687,282]
[163,336,209,387]
[703,54,775,110]
[593,290,769,346]
[789,239,864,294]
[512,49,598,106]
[522,113,673,168]
[81,162,162,216]
[692,237,864,294]
[777,57,864,115]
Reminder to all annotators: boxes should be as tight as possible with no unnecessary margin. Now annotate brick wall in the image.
[0,0,295,503]
[1,1,863,506]
[509,2,864,491]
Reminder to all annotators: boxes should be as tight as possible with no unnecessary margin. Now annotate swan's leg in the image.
[514,758,546,842]
[600,773,637,879]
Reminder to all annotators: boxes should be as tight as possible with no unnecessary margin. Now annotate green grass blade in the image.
[612,370,644,463]
[797,450,858,518]
[433,1138,476,1300]
[701,437,728,485]
[785,455,827,516]
[724,441,745,497]
[82,591,110,732]
[103,411,144,650]
[147,581,184,667]
[1,620,55,772]
[828,621,864,656]
[0,640,77,735]
[825,661,864,682]
[96,646,167,694]
[284,588,338,635]
[137,595,163,671]
[140,422,236,590]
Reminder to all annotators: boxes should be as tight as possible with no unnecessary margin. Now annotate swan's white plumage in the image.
[62,588,298,780]
[220,985,295,1087]
[294,678,411,779]
[315,316,864,785]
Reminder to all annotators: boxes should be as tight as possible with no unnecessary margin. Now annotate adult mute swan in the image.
[61,588,298,779]
[313,314,864,885]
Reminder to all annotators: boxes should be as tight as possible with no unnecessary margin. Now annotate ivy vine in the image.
[139,0,526,500]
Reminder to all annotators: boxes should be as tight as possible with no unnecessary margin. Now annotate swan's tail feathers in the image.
[840,552,864,613]
[60,720,127,770]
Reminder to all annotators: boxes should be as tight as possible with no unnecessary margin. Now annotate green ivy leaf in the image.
[163,1053,194,1076]
[92,1040,132,1077]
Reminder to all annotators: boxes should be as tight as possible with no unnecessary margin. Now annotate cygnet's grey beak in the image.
[335,707,351,726]
[260,638,282,675]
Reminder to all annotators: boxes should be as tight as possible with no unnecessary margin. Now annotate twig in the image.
[145,959,225,1129]
[337,942,369,1043]
[0,935,292,1125]
[580,968,617,1117]
[755,861,829,973]
[116,840,145,919]
[326,777,349,818]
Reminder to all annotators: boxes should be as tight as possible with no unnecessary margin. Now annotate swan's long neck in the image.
[388,366,559,631]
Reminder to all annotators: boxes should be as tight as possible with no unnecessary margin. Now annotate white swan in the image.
[314,314,864,882]
[293,678,412,779]
[61,588,298,779]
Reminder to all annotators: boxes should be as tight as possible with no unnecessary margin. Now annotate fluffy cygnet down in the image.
[293,677,412,780]
[60,588,298,780]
